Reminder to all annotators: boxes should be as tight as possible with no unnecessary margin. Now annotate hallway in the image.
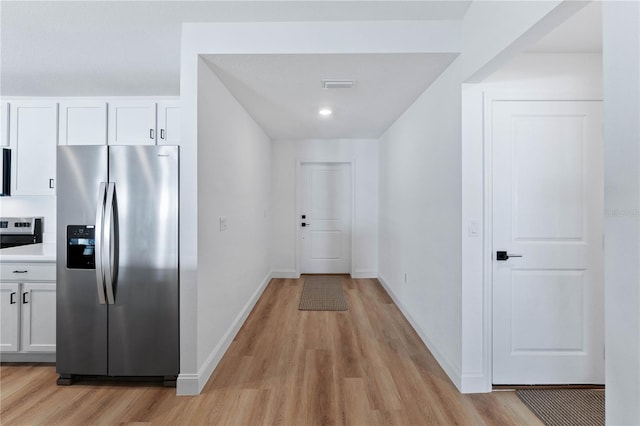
[1,277,541,425]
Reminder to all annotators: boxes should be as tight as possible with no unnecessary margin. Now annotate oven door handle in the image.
[94,182,107,305]
[103,182,116,305]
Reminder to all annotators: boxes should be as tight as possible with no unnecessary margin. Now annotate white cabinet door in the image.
[0,283,20,352]
[157,101,180,145]
[59,101,107,145]
[9,101,58,195]
[1,102,9,147]
[108,102,156,145]
[20,283,56,353]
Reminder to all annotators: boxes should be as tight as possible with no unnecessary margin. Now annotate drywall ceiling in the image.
[528,1,602,53]
[0,0,471,96]
[203,53,458,139]
[1,0,601,140]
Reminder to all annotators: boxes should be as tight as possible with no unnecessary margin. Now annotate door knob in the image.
[301,223,308,227]
[496,251,523,261]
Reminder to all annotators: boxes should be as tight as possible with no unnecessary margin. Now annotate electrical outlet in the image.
[219,216,228,231]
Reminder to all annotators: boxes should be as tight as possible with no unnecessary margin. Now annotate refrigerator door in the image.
[107,145,179,376]
[57,146,109,375]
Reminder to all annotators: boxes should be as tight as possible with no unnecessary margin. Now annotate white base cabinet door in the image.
[0,263,56,358]
[20,283,56,352]
[0,283,20,352]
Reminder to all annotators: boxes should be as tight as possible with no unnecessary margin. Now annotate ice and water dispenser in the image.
[67,225,95,269]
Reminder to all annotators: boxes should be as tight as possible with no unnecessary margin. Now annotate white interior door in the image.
[300,163,351,274]
[492,100,604,384]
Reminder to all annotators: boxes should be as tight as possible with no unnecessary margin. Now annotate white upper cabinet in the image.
[157,101,181,146]
[108,101,157,145]
[1,102,9,147]
[9,101,57,195]
[59,101,107,145]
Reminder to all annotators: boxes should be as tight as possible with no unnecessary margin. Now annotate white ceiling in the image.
[1,0,603,140]
[528,1,602,53]
[0,1,471,96]
[204,53,458,139]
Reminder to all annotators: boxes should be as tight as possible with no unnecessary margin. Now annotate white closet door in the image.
[492,100,604,385]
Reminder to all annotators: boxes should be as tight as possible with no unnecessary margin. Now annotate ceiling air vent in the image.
[322,80,354,89]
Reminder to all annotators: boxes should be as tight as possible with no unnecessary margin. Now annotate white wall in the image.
[481,53,602,90]
[377,1,578,391]
[191,57,272,390]
[271,139,378,278]
[603,2,640,424]
[180,9,575,394]
[378,70,464,383]
[179,19,465,395]
[460,52,603,392]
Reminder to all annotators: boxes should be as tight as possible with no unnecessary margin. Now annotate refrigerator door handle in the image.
[95,182,107,305]
[103,182,117,305]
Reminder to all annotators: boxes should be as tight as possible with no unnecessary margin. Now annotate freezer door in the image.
[107,145,179,376]
[56,146,109,375]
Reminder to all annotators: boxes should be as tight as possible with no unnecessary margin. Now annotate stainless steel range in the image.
[0,217,43,249]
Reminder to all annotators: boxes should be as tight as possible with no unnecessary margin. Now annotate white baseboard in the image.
[271,270,377,279]
[176,271,272,396]
[351,271,378,279]
[377,274,463,392]
[271,270,299,279]
[460,371,491,393]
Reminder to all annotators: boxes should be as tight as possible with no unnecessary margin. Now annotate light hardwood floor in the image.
[1,277,542,425]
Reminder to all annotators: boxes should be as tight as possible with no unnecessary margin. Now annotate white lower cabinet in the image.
[0,263,56,357]
[20,283,56,352]
[0,283,19,351]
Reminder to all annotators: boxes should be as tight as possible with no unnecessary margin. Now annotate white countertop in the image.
[0,243,57,263]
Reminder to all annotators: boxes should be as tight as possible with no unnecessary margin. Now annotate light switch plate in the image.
[468,220,479,237]
[219,216,228,231]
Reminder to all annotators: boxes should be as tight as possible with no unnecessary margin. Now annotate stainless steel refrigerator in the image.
[56,145,179,385]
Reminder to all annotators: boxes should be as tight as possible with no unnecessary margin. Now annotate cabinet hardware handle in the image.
[150,129,155,140]
[22,292,28,304]
[12,270,28,274]
[10,292,16,304]
[160,129,165,140]
[49,179,55,189]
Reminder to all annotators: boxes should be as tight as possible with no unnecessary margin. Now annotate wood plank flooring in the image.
[1,277,542,425]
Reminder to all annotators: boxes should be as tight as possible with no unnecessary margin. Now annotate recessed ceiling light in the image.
[319,108,332,117]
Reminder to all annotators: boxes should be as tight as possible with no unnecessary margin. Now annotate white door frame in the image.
[479,90,603,391]
[295,159,356,277]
